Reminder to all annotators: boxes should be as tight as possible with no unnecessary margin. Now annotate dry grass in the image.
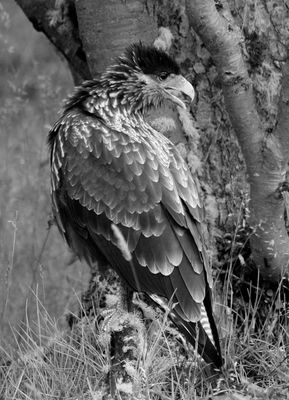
[0,291,216,399]
[1,264,289,399]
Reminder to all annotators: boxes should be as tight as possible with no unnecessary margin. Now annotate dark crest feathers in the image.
[120,42,180,76]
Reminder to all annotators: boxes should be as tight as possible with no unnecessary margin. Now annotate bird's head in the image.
[101,43,195,114]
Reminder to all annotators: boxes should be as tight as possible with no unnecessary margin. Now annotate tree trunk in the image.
[75,0,157,75]
[185,0,289,281]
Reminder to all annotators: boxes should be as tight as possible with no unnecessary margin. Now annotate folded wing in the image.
[49,108,222,367]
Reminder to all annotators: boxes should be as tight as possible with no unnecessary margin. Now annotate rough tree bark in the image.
[186,0,289,281]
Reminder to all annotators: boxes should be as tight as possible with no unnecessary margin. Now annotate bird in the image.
[48,42,222,368]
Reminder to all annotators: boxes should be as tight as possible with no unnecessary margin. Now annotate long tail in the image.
[169,307,223,368]
[148,288,223,369]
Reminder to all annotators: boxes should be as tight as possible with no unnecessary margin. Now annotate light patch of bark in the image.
[154,26,174,51]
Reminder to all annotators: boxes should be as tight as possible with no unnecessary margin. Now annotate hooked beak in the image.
[162,75,195,109]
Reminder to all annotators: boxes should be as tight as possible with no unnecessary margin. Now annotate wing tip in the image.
[170,309,223,369]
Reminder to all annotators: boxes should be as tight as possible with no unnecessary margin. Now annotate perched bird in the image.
[48,43,222,368]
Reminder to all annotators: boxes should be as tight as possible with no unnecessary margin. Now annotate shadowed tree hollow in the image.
[14,0,289,284]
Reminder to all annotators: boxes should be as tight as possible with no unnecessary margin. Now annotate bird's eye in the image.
[158,72,170,81]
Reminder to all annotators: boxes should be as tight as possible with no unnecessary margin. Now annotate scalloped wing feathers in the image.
[50,107,222,364]
[50,108,212,323]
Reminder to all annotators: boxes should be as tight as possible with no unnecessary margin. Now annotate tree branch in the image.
[14,0,91,84]
[275,60,289,167]
[185,0,264,174]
